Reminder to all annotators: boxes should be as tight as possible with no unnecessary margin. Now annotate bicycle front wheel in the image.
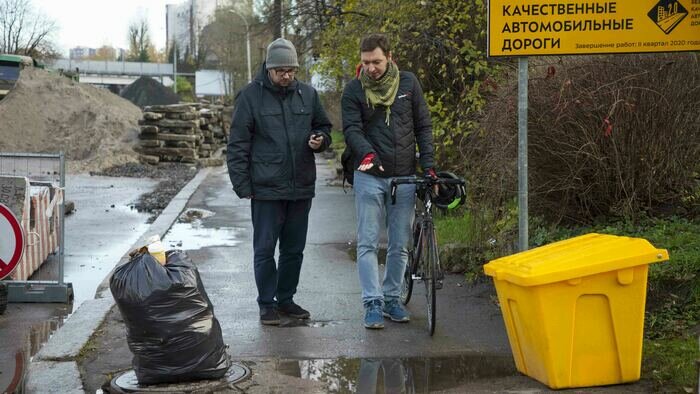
[401,218,422,305]
[400,253,413,305]
[424,224,437,336]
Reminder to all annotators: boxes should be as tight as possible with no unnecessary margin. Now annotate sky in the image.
[33,0,187,56]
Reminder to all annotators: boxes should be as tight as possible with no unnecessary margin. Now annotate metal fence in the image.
[48,59,174,76]
[0,152,72,303]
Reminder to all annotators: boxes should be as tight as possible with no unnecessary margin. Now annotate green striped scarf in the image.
[359,61,400,125]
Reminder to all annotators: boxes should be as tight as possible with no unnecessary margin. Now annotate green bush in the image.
[466,54,700,224]
[176,76,194,102]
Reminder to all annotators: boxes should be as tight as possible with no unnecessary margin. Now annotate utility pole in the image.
[229,10,252,82]
[272,0,282,39]
[173,44,178,94]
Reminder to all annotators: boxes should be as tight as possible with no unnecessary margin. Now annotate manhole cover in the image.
[110,363,250,393]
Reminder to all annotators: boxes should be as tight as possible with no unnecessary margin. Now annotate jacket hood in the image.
[255,62,298,93]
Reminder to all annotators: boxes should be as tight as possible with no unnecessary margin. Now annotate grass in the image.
[434,210,478,245]
[643,337,699,392]
[76,333,99,361]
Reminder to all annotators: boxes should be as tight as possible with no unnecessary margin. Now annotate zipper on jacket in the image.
[280,92,296,197]
[392,105,397,177]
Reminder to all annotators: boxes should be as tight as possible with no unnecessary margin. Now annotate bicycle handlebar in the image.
[390,176,466,205]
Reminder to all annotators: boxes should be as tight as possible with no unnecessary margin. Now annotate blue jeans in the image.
[357,359,406,393]
[354,171,415,304]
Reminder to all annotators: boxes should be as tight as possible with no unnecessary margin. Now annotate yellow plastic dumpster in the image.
[483,233,668,389]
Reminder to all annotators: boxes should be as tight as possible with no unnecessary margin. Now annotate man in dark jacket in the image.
[227,38,332,325]
[342,33,436,329]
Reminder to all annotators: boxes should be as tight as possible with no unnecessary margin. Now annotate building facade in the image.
[166,0,237,59]
[69,47,97,60]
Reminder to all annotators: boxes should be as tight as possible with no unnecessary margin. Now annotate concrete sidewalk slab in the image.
[35,296,114,361]
[25,361,84,393]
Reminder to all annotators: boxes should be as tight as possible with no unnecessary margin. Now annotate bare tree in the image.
[270,0,367,59]
[0,0,58,58]
[199,5,268,95]
[127,18,152,62]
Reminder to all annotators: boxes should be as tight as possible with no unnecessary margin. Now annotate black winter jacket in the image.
[341,70,434,177]
[227,64,332,200]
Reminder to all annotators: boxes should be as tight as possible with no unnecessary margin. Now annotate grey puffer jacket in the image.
[227,63,332,200]
[341,70,434,177]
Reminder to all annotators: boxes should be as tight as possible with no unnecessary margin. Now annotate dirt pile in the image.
[0,68,143,173]
[120,76,180,108]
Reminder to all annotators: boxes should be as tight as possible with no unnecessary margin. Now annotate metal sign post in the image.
[517,57,529,252]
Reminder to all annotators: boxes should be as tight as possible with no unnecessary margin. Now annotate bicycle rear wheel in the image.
[424,224,437,336]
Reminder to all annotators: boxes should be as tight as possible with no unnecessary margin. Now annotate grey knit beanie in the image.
[265,38,299,70]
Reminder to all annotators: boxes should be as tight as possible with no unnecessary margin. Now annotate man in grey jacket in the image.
[227,38,332,325]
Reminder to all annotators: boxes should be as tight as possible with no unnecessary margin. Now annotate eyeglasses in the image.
[274,68,297,77]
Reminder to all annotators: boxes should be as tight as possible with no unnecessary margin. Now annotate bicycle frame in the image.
[391,175,465,335]
[411,185,437,280]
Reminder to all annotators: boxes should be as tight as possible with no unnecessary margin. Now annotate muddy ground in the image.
[92,162,199,222]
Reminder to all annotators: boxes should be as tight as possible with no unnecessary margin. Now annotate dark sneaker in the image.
[260,308,280,325]
[383,299,410,322]
[364,299,384,329]
[278,302,311,319]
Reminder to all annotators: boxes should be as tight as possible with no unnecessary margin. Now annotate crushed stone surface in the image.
[92,162,199,221]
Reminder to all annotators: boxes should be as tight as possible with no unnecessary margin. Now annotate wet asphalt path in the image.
[72,159,655,393]
[164,161,654,393]
[169,161,511,360]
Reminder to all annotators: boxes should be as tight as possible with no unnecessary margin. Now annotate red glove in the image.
[425,168,437,179]
[360,153,376,166]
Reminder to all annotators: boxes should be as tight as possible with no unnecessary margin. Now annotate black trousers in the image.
[251,199,312,309]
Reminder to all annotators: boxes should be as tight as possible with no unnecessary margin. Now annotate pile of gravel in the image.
[121,76,180,108]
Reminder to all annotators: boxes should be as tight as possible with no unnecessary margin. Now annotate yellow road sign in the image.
[488,0,700,56]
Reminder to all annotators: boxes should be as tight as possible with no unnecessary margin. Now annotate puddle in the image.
[178,208,216,223]
[30,202,153,307]
[279,354,517,393]
[279,319,344,328]
[1,305,70,393]
[163,213,242,250]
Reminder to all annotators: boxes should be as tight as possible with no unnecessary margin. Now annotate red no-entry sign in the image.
[0,203,24,280]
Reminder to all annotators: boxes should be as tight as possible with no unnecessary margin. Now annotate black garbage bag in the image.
[109,250,230,385]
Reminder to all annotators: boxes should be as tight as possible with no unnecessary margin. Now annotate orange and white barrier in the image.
[0,176,62,281]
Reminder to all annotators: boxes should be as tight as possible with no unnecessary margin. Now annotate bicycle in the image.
[390,174,466,335]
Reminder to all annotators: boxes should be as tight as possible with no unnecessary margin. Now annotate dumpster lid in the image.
[483,233,668,286]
